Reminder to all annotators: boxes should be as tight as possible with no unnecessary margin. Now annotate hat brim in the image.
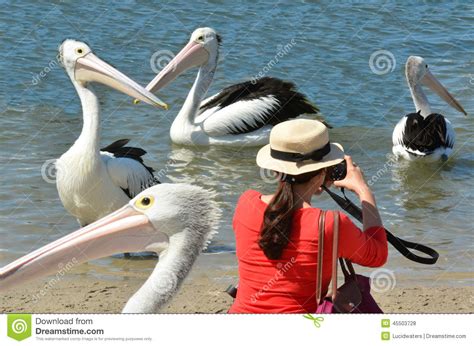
[256,143,345,176]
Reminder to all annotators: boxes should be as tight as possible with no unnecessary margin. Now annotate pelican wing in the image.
[101,139,160,199]
[197,77,320,136]
[399,112,454,155]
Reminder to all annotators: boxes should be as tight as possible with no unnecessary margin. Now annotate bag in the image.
[315,210,383,313]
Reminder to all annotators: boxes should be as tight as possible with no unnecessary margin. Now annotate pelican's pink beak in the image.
[422,70,467,116]
[0,205,168,292]
[75,52,168,109]
[144,40,210,95]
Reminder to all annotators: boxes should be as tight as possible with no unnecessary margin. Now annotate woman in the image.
[229,119,388,313]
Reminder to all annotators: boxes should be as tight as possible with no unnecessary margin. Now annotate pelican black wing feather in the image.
[402,112,452,154]
[101,139,160,198]
[199,77,323,135]
[101,139,155,175]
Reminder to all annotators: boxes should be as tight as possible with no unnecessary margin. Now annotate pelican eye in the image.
[198,35,204,41]
[76,48,84,54]
[135,195,154,209]
[425,64,428,68]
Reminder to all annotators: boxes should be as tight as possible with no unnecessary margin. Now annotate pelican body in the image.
[142,28,325,147]
[392,56,467,161]
[0,184,220,313]
[56,40,167,226]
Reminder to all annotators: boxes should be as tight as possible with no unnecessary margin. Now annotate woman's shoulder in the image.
[234,189,263,212]
[298,209,355,229]
[233,190,265,228]
[236,189,262,206]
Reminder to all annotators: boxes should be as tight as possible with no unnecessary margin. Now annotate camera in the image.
[327,160,347,181]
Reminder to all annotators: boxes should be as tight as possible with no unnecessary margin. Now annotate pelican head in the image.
[405,56,467,115]
[144,27,221,94]
[0,184,220,299]
[59,39,168,109]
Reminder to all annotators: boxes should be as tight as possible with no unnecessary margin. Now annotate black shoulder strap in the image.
[322,186,439,265]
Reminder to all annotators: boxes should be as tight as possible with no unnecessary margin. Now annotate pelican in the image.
[141,27,325,146]
[392,56,467,161]
[0,184,220,313]
[56,40,167,227]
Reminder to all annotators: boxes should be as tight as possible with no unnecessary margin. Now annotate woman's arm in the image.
[333,155,387,267]
[333,155,382,231]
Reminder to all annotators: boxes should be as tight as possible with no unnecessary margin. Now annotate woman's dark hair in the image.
[259,169,324,259]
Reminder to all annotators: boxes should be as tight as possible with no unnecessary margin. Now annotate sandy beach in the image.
[1,258,472,314]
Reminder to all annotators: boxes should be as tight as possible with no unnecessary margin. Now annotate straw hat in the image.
[256,119,344,176]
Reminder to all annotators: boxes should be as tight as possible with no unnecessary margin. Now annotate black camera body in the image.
[328,160,347,181]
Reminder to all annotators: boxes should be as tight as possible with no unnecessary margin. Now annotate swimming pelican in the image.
[56,40,167,227]
[141,27,325,146]
[392,56,467,160]
[0,184,220,313]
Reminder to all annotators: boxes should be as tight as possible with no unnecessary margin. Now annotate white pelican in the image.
[141,27,326,146]
[392,56,467,161]
[56,40,167,227]
[0,184,220,313]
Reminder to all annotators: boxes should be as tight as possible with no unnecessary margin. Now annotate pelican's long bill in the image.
[145,40,210,94]
[75,52,168,109]
[422,70,467,115]
[0,205,168,293]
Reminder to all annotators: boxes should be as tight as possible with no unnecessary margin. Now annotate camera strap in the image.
[322,186,439,265]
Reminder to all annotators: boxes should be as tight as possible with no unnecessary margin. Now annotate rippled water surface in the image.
[0,1,472,285]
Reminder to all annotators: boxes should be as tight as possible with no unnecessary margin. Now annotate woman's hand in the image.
[333,155,371,197]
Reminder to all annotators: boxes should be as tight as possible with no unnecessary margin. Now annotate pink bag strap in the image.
[316,210,340,304]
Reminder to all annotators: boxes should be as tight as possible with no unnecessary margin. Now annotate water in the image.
[0,1,472,286]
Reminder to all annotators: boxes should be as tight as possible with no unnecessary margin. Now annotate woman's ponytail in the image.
[258,180,295,260]
[259,169,323,259]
